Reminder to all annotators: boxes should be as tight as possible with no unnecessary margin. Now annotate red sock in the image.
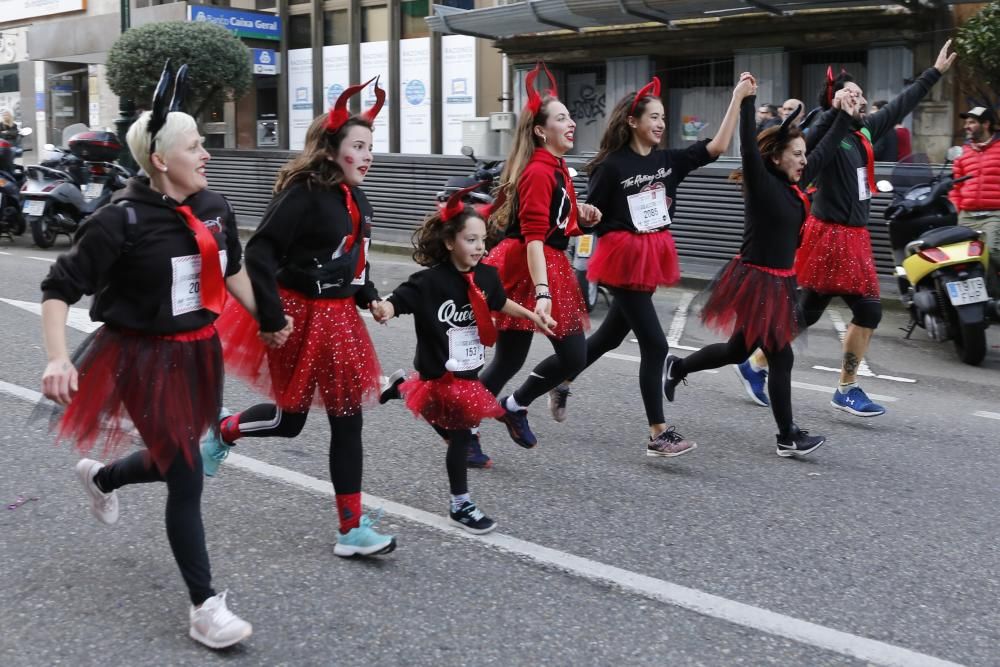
[335,493,362,533]
[219,413,242,444]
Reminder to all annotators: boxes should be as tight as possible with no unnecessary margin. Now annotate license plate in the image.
[83,182,103,201]
[22,199,45,216]
[946,277,988,306]
[577,234,594,258]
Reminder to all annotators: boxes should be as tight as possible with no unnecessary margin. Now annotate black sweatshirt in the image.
[807,67,942,227]
[386,262,506,380]
[585,139,715,235]
[245,181,378,332]
[41,178,242,334]
[739,96,851,269]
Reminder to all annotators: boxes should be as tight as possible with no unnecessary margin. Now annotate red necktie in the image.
[854,130,876,195]
[175,205,225,314]
[340,184,367,280]
[791,184,812,219]
[461,271,497,348]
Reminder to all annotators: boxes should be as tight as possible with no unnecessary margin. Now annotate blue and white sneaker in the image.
[831,385,886,417]
[201,408,233,478]
[734,361,769,407]
[334,509,397,557]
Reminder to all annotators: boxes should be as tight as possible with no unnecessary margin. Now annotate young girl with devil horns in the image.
[39,62,254,649]
[477,62,602,453]
[662,79,859,457]
[203,78,396,557]
[539,73,750,457]
[373,185,555,533]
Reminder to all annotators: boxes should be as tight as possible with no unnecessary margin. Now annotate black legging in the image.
[95,451,214,605]
[799,289,883,330]
[479,330,587,406]
[678,332,795,435]
[445,429,472,495]
[233,404,363,494]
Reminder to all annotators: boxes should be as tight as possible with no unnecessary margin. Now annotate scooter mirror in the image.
[946,145,963,162]
[568,167,579,178]
[875,179,894,193]
[18,127,32,136]
[461,145,475,158]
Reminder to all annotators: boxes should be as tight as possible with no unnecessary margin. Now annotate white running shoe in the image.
[189,591,253,649]
[75,458,119,525]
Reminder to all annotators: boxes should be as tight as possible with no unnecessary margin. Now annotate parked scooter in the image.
[882,150,1000,365]
[439,145,503,205]
[21,128,132,248]
[0,126,32,241]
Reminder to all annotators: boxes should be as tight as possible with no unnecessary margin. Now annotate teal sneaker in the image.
[201,408,233,478]
[333,508,397,557]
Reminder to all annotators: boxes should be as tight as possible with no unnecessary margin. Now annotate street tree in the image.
[955,0,1000,110]
[106,21,253,121]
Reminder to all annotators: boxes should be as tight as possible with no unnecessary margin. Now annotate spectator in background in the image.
[756,103,780,133]
[869,100,899,162]
[0,109,19,144]
[779,99,804,126]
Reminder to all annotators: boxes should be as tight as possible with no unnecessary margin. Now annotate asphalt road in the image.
[1,239,999,666]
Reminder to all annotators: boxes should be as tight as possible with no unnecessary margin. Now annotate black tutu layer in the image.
[695,257,802,351]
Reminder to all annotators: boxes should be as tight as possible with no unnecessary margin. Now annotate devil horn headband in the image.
[169,64,190,113]
[439,182,487,221]
[326,76,386,134]
[629,76,662,116]
[524,62,558,116]
[778,104,802,138]
[475,187,506,221]
[825,65,834,107]
[149,59,177,150]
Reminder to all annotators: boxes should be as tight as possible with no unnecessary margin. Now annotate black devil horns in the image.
[778,104,802,138]
[148,59,191,153]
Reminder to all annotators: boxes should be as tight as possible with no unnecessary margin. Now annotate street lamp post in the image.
[113,0,137,172]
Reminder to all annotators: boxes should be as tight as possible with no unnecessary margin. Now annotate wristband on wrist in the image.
[535,293,552,300]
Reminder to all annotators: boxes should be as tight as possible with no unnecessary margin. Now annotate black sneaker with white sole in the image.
[449,500,497,535]
[776,425,826,458]
[662,354,685,402]
[379,369,406,404]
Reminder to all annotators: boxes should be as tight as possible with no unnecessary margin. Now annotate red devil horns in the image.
[475,188,506,221]
[326,76,386,134]
[630,76,661,115]
[825,65,835,106]
[438,182,487,221]
[524,62,558,116]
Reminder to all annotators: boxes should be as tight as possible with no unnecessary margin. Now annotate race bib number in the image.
[857,167,872,201]
[627,189,671,231]
[350,238,371,286]
[447,326,485,372]
[171,251,228,316]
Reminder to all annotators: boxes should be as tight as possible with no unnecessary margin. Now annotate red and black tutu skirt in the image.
[586,229,680,292]
[695,257,802,351]
[484,237,588,339]
[399,372,504,430]
[52,324,222,473]
[216,288,380,415]
[794,215,880,297]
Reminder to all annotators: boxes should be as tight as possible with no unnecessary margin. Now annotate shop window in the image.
[401,0,429,39]
[256,0,278,9]
[289,13,312,49]
[324,9,349,45]
[362,5,389,42]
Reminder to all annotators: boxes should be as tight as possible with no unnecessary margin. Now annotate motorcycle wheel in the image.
[953,320,987,366]
[30,214,58,249]
[576,268,599,313]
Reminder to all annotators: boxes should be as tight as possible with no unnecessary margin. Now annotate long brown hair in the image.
[412,206,496,267]
[492,96,556,230]
[588,92,660,171]
[729,124,806,184]
[274,115,373,193]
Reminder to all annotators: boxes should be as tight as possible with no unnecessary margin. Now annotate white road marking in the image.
[0,376,969,665]
[811,366,916,383]
[1,298,100,333]
[791,381,897,402]
[814,311,916,384]
[605,351,717,373]
[973,411,1000,421]
[0,250,10,255]
[666,291,695,348]
[28,256,55,263]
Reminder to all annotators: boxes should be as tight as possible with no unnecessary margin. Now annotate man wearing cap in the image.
[950,105,1000,296]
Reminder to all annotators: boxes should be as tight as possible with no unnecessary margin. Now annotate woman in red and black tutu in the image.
[202,78,395,558]
[39,62,254,649]
[373,185,554,533]
[477,62,601,452]
[545,72,750,457]
[662,79,857,457]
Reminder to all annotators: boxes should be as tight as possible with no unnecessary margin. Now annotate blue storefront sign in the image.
[187,4,282,41]
[252,49,278,75]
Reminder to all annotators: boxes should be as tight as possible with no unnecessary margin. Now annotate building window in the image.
[362,5,389,42]
[289,13,312,49]
[400,0,429,39]
[324,9,349,45]
[664,58,734,88]
[256,0,278,9]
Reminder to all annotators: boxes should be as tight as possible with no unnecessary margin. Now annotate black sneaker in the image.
[662,354,686,402]
[776,425,826,458]
[449,500,497,535]
[496,396,537,448]
[466,433,493,469]
[379,369,406,404]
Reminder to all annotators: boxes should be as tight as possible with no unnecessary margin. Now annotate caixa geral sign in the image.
[188,4,282,41]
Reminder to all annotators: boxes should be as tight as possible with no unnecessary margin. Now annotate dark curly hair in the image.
[412,205,498,267]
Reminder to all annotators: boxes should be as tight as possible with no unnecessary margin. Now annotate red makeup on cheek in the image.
[345,156,355,165]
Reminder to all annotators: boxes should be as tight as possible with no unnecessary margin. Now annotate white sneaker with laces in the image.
[75,458,119,525]
[189,591,253,649]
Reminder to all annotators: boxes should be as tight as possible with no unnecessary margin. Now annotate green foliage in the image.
[106,21,253,119]
[955,1,1000,104]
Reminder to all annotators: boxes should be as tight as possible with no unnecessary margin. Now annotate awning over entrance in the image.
[426,0,969,40]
